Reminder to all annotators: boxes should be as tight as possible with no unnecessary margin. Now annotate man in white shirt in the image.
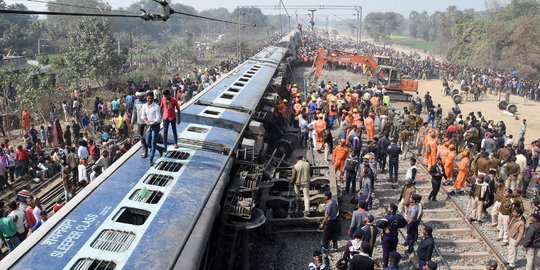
[7,201,26,241]
[142,92,163,165]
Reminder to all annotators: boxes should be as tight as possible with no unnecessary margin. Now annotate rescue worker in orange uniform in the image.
[351,90,359,108]
[278,99,289,123]
[451,150,470,194]
[444,144,456,185]
[328,97,338,128]
[314,114,326,152]
[438,140,450,165]
[365,112,375,141]
[333,139,349,181]
[426,133,438,169]
[293,101,302,116]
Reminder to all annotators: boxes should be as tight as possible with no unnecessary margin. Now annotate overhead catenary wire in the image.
[12,0,139,15]
[0,8,255,27]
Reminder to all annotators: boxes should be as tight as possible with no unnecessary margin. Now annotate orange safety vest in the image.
[314,119,326,132]
[328,102,337,116]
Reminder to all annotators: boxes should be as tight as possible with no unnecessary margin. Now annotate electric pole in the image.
[308,9,316,32]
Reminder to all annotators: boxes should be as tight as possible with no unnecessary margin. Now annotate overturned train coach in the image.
[1,30,301,270]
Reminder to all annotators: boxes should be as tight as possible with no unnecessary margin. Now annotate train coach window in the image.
[246,71,256,75]
[129,189,163,204]
[227,88,240,93]
[71,258,116,270]
[220,93,234,99]
[155,161,184,172]
[164,151,191,160]
[233,82,245,87]
[187,126,209,134]
[143,174,173,187]
[91,230,136,252]
[113,207,150,226]
[238,77,249,83]
[243,74,253,78]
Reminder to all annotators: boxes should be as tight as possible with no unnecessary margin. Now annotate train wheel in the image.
[452,94,463,104]
[498,101,508,110]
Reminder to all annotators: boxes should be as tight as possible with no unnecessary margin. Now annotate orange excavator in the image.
[313,48,418,95]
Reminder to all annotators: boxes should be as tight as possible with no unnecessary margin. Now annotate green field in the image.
[390,35,436,52]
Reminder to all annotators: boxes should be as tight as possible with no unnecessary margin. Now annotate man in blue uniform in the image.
[384,251,402,269]
[377,203,407,268]
[406,194,423,253]
[388,139,402,182]
[360,214,378,257]
[320,191,339,251]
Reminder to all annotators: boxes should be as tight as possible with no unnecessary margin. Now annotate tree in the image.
[60,17,126,88]
[364,12,404,44]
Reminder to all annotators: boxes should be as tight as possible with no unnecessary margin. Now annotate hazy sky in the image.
[6,0,487,16]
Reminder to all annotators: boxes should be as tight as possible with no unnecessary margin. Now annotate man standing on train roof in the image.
[131,90,149,158]
[142,91,163,166]
[377,203,407,268]
[290,155,311,213]
[160,89,181,150]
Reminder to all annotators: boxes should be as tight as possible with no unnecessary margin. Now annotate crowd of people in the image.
[0,56,244,256]
[297,36,540,103]
[284,74,540,269]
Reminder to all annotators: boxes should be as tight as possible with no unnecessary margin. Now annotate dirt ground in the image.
[417,79,539,144]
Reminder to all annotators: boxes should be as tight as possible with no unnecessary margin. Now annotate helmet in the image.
[283,99,288,103]
[347,92,351,96]
[293,84,298,87]
[297,93,301,97]
[363,154,370,160]
[340,100,345,104]
[294,116,299,120]
[353,108,358,113]
[318,113,324,118]
[331,97,337,102]
[302,102,306,106]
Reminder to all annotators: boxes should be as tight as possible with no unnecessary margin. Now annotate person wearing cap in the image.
[506,207,525,268]
[320,191,339,252]
[450,150,470,195]
[387,139,402,182]
[360,213,378,257]
[347,241,375,270]
[522,213,540,270]
[328,97,338,127]
[406,194,423,253]
[131,91,149,158]
[497,188,514,244]
[365,112,375,141]
[290,155,312,213]
[490,177,506,227]
[384,251,402,270]
[417,225,435,269]
[422,260,437,270]
[333,139,349,181]
[377,203,407,268]
[426,133,438,170]
[428,157,446,201]
[314,114,326,152]
[468,174,490,223]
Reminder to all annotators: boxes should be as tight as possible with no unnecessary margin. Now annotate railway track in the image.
[1,137,134,213]
[373,158,507,270]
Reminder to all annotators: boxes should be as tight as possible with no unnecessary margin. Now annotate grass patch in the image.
[390,35,436,52]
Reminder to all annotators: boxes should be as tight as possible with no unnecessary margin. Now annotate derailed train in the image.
[1,30,300,270]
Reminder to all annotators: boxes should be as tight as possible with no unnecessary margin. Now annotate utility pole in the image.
[355,7,360,53]
[308,9,316,32]
[278,0,283,36]
[129,32,133,66]
[37,38,41,55]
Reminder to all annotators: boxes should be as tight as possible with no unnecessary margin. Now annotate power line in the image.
[12,0,137,15]
[0,8,142,18]
[0,8,255,26]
